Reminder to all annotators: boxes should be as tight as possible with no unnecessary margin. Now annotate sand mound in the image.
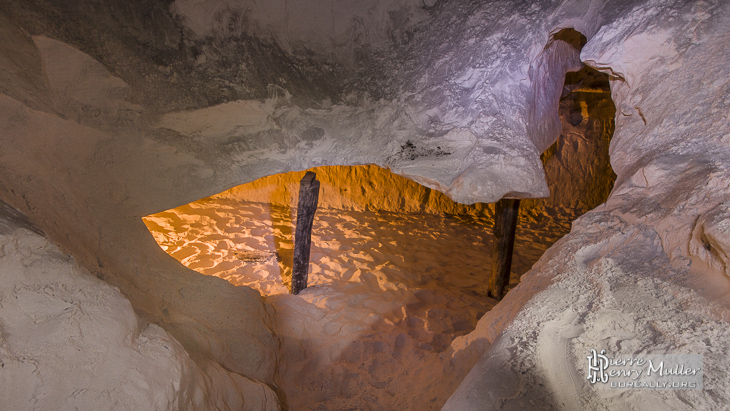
[143,195,576,409]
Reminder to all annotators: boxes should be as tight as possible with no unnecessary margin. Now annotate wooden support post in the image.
[488,198,520,300]
[291,171,320,295]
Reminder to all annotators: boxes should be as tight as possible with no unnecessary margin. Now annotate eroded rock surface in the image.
[446,1,730,409]
[0,202,279,410]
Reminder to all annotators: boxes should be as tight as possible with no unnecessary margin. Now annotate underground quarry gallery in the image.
[0,0,729,410]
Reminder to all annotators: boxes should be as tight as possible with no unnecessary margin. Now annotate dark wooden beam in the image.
[291,171,320,295]
[488,198,520,300]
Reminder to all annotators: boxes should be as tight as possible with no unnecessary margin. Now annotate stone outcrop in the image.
[0,201,279,410]
[445,1,730,409]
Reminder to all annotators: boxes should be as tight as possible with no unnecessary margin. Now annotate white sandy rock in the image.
[0,211,279,410]
[0,21,281,409]
[446,0,730,409]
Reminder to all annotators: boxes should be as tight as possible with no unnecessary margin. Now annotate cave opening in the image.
[140,27,617,411]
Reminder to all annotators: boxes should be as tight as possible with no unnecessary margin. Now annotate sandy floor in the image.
[143,199,572,294]
[143,198,574,409]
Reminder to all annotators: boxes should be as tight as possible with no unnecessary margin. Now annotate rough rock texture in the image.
[197,68,616,221]
[175,70,616,223]
[2,0,592,206]
[0,18,280,409]
[0,0,728,409]
[0,202,279,410]
[445,0,730,409]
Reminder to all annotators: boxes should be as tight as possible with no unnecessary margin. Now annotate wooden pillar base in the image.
[291,171,320,295]
[488,198,520,300]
